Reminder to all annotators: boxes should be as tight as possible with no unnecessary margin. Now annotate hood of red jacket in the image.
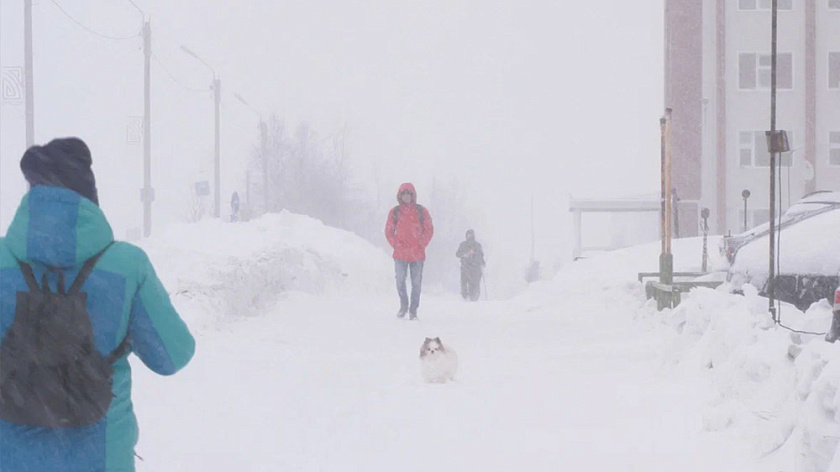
[396,183,417,204]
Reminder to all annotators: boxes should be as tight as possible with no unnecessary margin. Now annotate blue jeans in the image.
[395,260,424,314]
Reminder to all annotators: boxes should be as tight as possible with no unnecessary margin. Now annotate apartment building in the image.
[665,0,840,236]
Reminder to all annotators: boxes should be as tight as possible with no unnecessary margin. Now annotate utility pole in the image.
[127,1,153,236]
[665,108,673,259]
[245,170,251,212]
[234,93,267,213]
[660,109,674,285]
[768,0,778,322]
[24,0,34,148]
[142,19,153,236]
[181,46,221,218]
[660,116,666,255]
[701,208,710,272]
[530,194,535,263]
[213,77,221,218]
[260,120,268,212]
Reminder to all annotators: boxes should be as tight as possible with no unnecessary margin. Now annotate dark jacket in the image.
[456,240,485,270]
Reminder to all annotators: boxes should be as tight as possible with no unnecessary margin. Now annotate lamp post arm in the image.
[180,46,217,79]
[234,93,261,119]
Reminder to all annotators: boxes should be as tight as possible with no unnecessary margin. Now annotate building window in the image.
[830,0,840,9]
[739,0,793,10]
[831,132,840,166]
[739,53,793,90]
[831,52,840,89]
[739,130,794,167]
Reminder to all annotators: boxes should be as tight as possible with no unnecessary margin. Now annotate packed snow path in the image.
[131,291,772,471]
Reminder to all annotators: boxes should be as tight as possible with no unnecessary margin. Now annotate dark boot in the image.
[397,308,407,319]
[826,312,840,343]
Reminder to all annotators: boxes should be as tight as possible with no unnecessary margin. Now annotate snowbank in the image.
[509,232,840,470]
[554,235,729,286]
[644,285,840,471]
[571,235,840,471]
[137,212,393,328]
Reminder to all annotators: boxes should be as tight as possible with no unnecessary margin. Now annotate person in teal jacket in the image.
[0,137,195,472]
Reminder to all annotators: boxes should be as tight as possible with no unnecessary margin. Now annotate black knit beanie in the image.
[20,137,99,205]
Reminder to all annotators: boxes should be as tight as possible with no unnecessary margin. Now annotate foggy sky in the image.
[0,0,664,271]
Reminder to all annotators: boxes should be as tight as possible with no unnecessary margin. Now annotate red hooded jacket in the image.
[385,183,434,262]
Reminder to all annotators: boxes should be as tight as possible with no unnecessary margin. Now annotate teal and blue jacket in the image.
[0,186,195,472]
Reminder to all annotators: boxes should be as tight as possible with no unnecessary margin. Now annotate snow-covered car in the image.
[725,191,840,311]
[720,190,840,263]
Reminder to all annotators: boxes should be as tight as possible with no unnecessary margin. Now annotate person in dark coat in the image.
[456,229,485,301]
[385,183,434,320]
[231,191,240,222]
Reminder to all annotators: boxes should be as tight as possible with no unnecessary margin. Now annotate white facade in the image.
[690,0,840,235]
[819,3,840,188]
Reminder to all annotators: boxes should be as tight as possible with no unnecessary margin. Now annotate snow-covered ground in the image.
[129,214,840,471]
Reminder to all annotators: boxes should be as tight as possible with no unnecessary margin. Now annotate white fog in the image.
[1,1,839,471]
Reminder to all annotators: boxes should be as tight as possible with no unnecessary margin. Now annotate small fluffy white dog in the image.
[419,337,458,384]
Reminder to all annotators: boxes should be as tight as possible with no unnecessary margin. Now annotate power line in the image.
[151,52,207,93]
[47,0,140,41]
[125,0,145,18]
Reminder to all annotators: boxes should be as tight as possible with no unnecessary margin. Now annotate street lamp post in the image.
[128,0,153,237]
[701,208,710,272]
[142,20,153,236]
[213,77,220,218]
[233,93,269,213]
[181,46,221,218]
[768,0,778,322]
[24,0,34,148]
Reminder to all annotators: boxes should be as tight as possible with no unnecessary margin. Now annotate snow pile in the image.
[556,235,728,286]
[633,264,840,470]
[538,233,840,470]
[137,212,393,328]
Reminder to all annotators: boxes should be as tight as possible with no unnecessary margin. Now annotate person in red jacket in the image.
[385,183,434,320]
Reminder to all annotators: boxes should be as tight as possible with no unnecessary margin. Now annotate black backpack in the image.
[392,204,425,227]
[0,244,129,428]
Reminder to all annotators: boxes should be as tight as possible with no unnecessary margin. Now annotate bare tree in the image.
[183,187,209,223]
[248,115,379,245]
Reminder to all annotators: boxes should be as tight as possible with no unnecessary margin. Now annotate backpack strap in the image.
[43,267,67,294]
[18,262,65,294]
[393,205,425,227]
[107,336,131,363]
[392,206,400,227]
[56,270,66,294]
[68,242,115,296]
[17,261,40,293]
